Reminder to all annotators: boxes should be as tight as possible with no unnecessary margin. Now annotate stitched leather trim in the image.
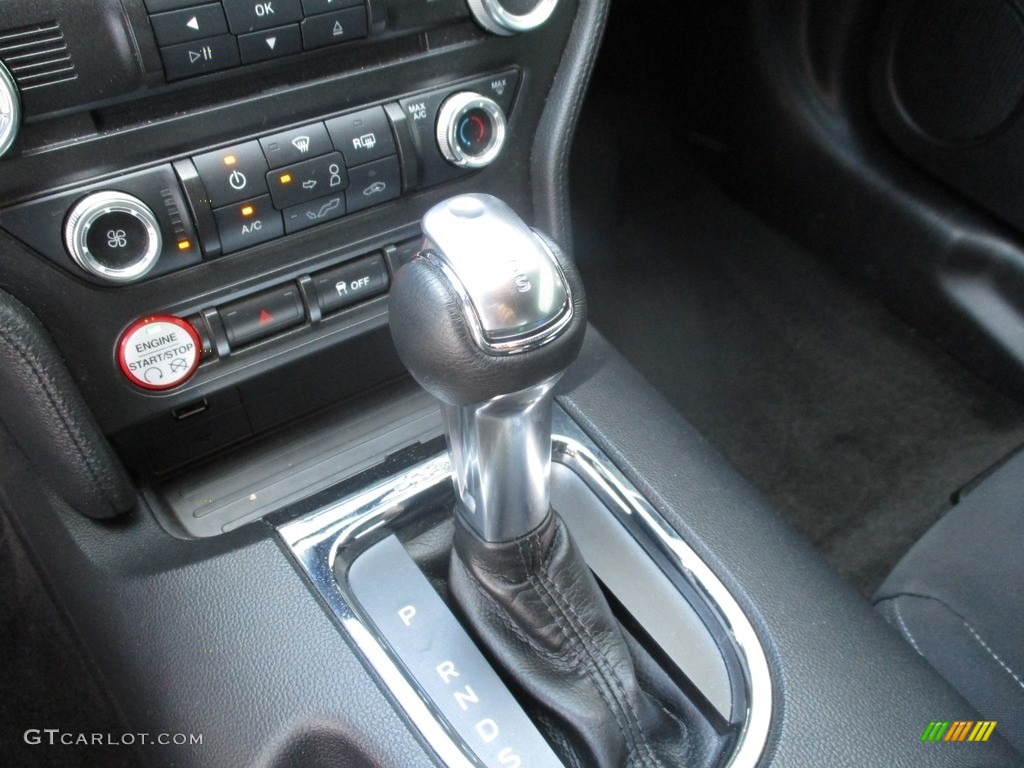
[519,522,665,768]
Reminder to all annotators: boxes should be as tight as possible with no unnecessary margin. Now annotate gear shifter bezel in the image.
[276,406,773,768]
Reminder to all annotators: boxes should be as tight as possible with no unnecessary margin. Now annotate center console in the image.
[0,1,1021,767]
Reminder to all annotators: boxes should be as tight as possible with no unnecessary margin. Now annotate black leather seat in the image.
[874,450,1024,755]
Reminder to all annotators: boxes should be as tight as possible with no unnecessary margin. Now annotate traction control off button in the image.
[118,316,202,391]
[312,253,388,314]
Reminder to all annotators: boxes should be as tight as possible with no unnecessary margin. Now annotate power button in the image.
[117,315,202,391]
[191,141,270,207]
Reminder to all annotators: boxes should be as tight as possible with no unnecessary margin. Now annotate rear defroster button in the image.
[118,316,202,391]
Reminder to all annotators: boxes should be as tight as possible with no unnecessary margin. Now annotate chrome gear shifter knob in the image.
[389,194,587,541]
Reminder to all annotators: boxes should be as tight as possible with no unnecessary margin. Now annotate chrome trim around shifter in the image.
[550,409,773,768]
[277,406,772,768]
[277,454,476,768]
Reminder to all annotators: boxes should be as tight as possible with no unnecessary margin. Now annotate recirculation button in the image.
[118,316,202,390]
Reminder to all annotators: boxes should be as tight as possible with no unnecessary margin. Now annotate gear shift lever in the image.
[390,194,685,767]
[389,193,586,542]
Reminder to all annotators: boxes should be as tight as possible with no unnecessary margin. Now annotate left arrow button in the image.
[150,3,228,47]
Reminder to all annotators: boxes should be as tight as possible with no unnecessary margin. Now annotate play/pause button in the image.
[238,24,302,63]
[160,35,240,80]
[150,3,228,46]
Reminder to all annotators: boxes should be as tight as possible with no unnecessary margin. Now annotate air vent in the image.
[0,21,77,91]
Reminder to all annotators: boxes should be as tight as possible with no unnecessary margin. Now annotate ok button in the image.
[222,0,303,33]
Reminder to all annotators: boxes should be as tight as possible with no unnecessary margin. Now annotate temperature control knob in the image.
[64,192,162,283]
[435,92,507,169]
[467,0,559,35]
[0,61,20,158]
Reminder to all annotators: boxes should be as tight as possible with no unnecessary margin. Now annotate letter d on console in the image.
[475,718,499,743]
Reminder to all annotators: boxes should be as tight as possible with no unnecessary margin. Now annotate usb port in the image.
[172,399,209,421]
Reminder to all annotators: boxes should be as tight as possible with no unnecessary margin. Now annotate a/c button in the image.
[213,195,283,254]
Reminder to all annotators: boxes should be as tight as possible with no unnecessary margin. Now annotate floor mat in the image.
[569,109,1024,596]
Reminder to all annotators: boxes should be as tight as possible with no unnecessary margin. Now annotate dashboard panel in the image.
[0,0,581,478]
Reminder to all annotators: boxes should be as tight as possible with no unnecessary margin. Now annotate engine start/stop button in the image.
[117,315,201,391]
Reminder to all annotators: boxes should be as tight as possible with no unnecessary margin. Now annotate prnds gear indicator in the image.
[118,316,201,390]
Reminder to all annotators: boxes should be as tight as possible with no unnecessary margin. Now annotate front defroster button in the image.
[221,284,304,347]
[213,195,283,253]
[260,122,332,168]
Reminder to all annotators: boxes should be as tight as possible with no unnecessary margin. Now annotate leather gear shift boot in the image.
[450,508,690,768]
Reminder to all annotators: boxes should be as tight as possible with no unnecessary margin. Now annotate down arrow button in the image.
[238,24,303,63]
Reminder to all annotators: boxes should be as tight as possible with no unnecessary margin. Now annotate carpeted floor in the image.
[569,103,1024,596]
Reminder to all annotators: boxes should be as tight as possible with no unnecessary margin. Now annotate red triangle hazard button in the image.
[258,309,274,326]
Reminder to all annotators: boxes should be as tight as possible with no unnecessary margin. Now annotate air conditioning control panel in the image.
[0,69,518,285]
